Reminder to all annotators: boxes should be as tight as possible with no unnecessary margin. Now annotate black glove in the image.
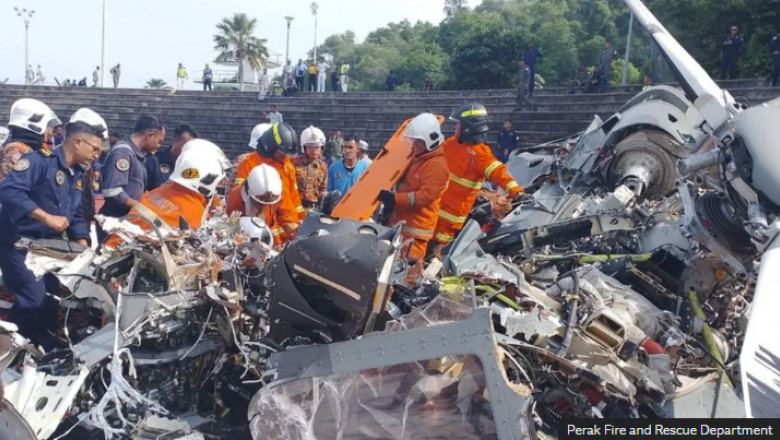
[377,190,396,211]
[514,192,535,203]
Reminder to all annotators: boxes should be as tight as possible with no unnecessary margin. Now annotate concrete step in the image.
[3,85,776,105]
[5,78,765,97]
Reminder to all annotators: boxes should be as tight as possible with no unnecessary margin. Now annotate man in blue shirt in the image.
[0,114,106,350]
[721,25,744,80]
[496,120,520,163]
[523,43,543,97]
[327,136,369,203]
[99,115,165,241]
[145,124,199,190]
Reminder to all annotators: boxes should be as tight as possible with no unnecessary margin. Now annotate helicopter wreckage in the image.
[1,0,780,439]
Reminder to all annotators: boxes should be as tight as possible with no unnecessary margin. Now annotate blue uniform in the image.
[523,48,543,96]
[99,137,147,218]
[0,147,87,349]
[144,147,174,191]
[327,160,369,203]
[496,129,521,163]
[721,34,744,80]
[770,36,780,86]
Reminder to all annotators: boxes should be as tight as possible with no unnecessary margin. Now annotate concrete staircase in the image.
[0,80,777,158]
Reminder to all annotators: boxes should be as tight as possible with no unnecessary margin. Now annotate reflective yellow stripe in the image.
[436,232,455,243]
[506,181,520,191]
[485,161,502,178]
[460,108,487,118]
[296,205,305,213]
[271,227,285,236]
[408,192,415,208]
[402,225,434,239]
[272,123,282,146]
[234,178,245,185]
[438,209,468,224]
[449,173,482,189]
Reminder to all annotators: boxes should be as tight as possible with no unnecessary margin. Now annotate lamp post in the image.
[622,12,634,85]
[101,0,107,87]
[284,16,294,65]
[311,2,319,61]
[14,7,35,85]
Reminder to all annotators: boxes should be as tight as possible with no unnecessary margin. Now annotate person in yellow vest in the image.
[307,61,319,92]
[176,63,188,89]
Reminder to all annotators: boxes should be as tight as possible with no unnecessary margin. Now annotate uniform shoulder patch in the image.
[55,170,66,185]
[75,179,83,191]
[38,149,52,157]
[116,158,130,171]
[13,158,30,172]
[160,164,171,175]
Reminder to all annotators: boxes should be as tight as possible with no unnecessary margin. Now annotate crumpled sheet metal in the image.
[4,361,89,440]
[255,307,533,440]
[0,404,37,440]
[506,152,555,190]
[443,220,521,285]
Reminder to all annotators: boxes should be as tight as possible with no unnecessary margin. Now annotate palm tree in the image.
[146,78,167,89]
[214,13,269,91]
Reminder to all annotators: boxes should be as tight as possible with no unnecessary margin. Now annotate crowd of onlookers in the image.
[16,26,780,95]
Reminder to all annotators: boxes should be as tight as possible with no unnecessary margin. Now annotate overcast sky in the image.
[1,0,481,89]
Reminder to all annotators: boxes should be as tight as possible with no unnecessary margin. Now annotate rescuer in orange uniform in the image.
[432,103,529,249]
[292,126,328,210]
[377,113,449,265]
[226,163,287,247]
[234,122,305,237]
[104,140,228,247]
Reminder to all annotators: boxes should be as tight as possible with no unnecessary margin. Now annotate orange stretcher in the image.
[332,115,445,221]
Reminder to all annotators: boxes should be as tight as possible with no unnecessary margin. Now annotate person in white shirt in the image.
[25,65,34,85]
[317,61,329,93]
[92,66,100,87]
[358,140,372,165]
[33,65,46,85]
[265,105,283,124]
[258,68,270,101]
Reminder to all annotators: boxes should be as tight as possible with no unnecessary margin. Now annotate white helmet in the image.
[180,138,232,172]
[300,125,326,148]
[403,112,443,151]
[249,123,272,150]
[358,140,369,151]
[243,163,282,205]
[8,98,61,135]
[69,108,108,140]
[170,140,227,197]
[0,127,9,145]
[238,217,274,248]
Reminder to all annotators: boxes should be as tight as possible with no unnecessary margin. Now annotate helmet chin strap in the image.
[241,187,263,217]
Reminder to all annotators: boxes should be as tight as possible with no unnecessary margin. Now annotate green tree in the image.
[213,13,269,91]
[444,0,468,18]
[313,31,357,66]
[145,78,167,89]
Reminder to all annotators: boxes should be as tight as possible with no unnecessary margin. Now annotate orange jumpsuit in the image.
[105,181,208,247]
[433,137,523,246]
[226,184,287,245]
[235,151,305,228]
[388,147,449,261]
